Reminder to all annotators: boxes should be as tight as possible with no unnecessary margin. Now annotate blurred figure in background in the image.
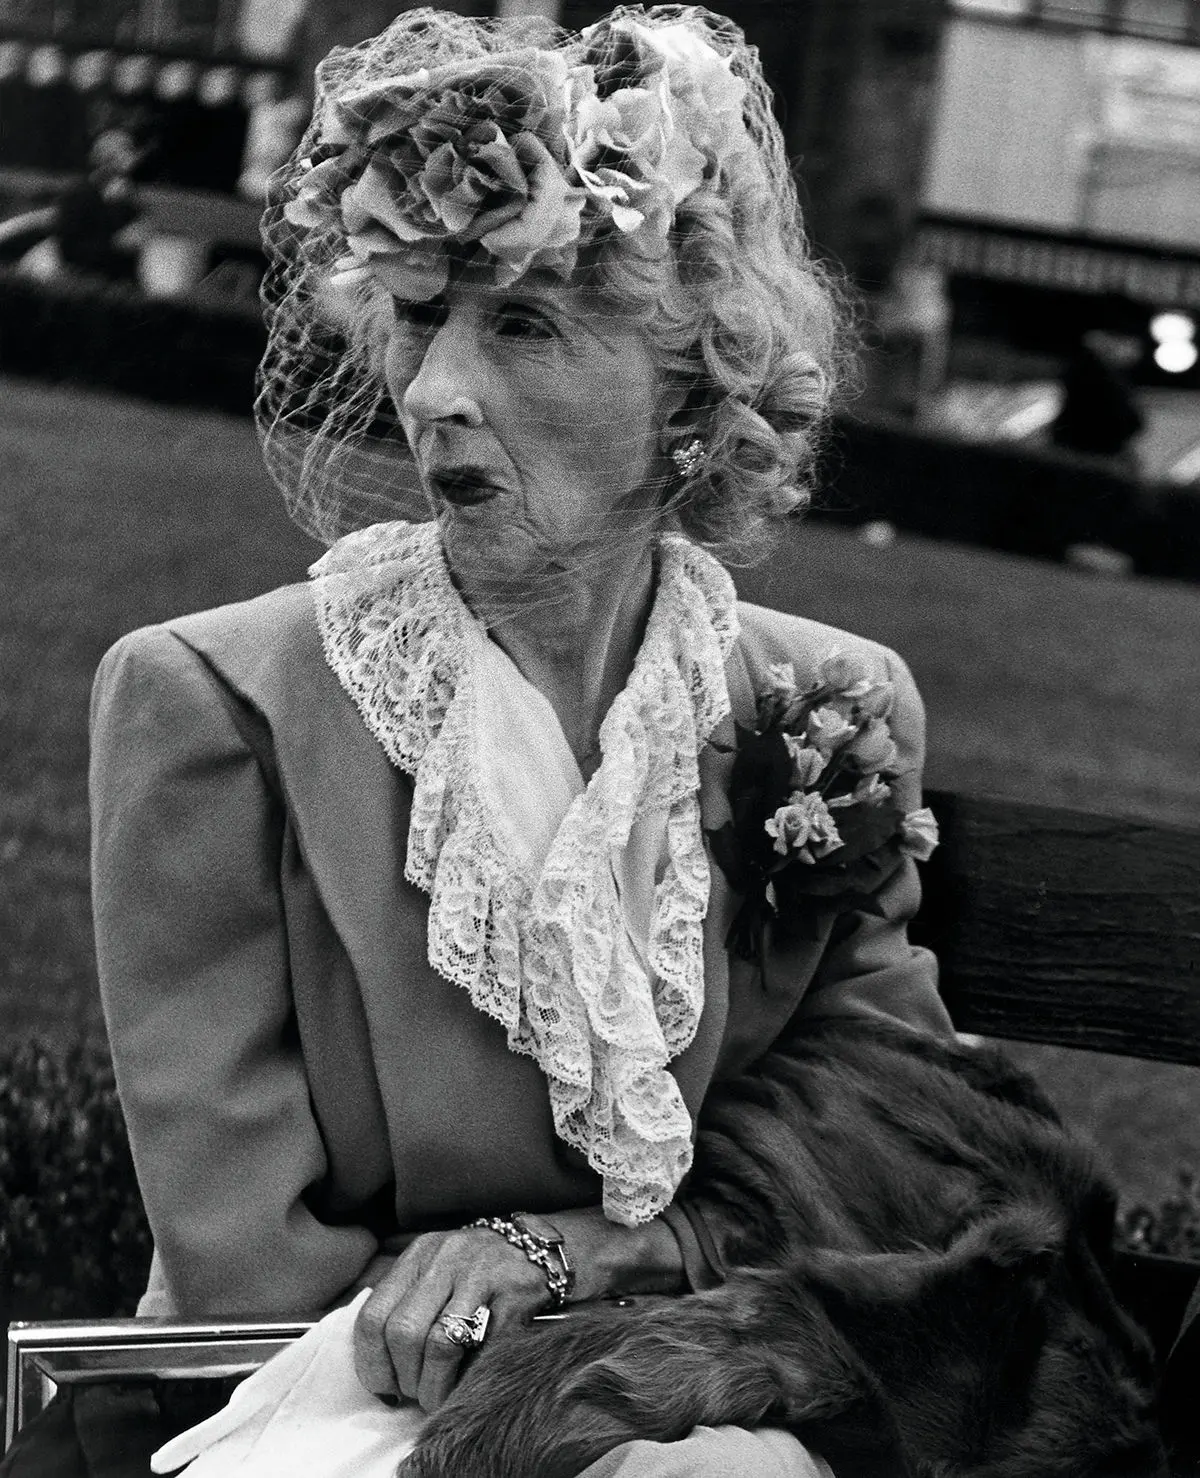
[1051,328,1145,462]
[53,127,146,284]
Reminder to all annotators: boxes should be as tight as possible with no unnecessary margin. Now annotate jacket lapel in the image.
[670,639,760,1111]
[171,588,430,1004]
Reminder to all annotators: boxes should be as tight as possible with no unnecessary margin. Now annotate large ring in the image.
[438,1304,491,1350]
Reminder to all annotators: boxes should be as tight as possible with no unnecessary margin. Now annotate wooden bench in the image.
[914,788,1200,1467]
[6,789,1200,1466]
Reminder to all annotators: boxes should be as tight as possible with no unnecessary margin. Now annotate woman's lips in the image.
[428,470,500,507]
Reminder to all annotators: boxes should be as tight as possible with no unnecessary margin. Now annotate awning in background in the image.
[916,214,1200,309]
[0,39,285,109]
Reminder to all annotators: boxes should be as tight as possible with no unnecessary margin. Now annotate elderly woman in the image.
[78,6,952,1475]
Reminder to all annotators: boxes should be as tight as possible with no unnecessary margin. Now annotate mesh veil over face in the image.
[256,4,837,604]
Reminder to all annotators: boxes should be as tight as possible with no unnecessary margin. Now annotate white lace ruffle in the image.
[310,521,738,1225]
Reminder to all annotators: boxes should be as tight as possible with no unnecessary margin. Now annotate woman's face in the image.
[384,270,676,583]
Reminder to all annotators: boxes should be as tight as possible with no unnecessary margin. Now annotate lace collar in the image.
[310,521,739,1225]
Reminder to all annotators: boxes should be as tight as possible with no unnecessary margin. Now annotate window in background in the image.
[136,0,237,53]
[1081,33,1200,241]
[236,0,305,61]
[67,0,144,46]
[949,0,1200,39]
[0,0,47,30]
[949,0,1036,15]
[924,21,1088,232]
[1039,0,1118,27]
[2,0,154,44]
[924,16,1200,249]
[1121,0,1196,41]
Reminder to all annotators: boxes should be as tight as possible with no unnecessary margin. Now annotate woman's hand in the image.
[353,1207,684,1413]
[353,1224,547,1414]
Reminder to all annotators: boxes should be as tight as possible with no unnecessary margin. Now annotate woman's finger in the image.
[379,1274,456,1401]
[417,1290,527,1414]
[353,1260,432,1399]
[415,1300,472,1413]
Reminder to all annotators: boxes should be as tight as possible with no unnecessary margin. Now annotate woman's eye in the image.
[495,305,559,340]
[392,297,445,331]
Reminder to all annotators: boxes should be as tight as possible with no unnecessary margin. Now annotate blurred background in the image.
[6,0,1200,485]
[0,0,1197,1324]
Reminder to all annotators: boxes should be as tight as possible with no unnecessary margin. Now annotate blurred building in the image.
[0,1,305,185]
[20,0,1195,412]
[913,0,1200,406]
[0,0,309,292]
[0,0,949,298]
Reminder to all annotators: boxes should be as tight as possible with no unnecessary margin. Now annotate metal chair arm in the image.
[6,1316,316,1450]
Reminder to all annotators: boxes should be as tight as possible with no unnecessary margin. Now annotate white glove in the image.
[151,1290,427,1478]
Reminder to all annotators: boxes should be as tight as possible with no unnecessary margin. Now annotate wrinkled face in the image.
[384,270,676,588]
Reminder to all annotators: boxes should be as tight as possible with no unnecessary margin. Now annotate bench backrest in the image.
[918,789,1200,1066]
[916,789,1200,1458]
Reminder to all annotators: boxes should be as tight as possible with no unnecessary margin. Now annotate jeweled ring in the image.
[438,1304,491,1349]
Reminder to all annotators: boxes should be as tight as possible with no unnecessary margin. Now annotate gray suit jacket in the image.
[90,581,951,1318]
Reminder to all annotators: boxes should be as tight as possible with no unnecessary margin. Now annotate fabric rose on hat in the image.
[621,20,750,173]
[565,63,704,247]
[569,15,749,245]
[287,50,588,294]
[281,23,753,295]
[281,133,439,314]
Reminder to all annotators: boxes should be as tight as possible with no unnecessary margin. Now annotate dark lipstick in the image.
[429,469,500,506]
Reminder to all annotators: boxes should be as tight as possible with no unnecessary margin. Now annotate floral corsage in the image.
[706,653,939,961]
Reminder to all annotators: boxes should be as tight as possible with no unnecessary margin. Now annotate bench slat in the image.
[915,791,1200,1066]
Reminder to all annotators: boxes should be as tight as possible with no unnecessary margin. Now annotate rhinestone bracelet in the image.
[469,1214,575,1309]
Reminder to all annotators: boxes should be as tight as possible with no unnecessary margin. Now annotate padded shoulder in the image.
[735,600,909,688]
[96,583,324,721]
[167,582,318,685]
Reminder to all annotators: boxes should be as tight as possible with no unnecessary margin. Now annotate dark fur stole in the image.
[401,1022,1167,1478]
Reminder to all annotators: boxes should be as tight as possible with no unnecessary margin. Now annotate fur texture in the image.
[400,1021,1167,1478]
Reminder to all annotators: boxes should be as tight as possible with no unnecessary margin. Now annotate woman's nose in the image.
[397,314,485,430]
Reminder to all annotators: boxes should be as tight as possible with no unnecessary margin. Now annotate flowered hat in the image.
[282,12,754,308]
[255,5,788,545]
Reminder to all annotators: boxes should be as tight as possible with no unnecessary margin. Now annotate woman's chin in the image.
[443,524,613,627]
[436,501,506,549]
[440,512,542,588]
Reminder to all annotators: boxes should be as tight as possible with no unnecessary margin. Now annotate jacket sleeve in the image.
[90,625,376,1317]
[787,650,953,1039]
[666,648,953,1291]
